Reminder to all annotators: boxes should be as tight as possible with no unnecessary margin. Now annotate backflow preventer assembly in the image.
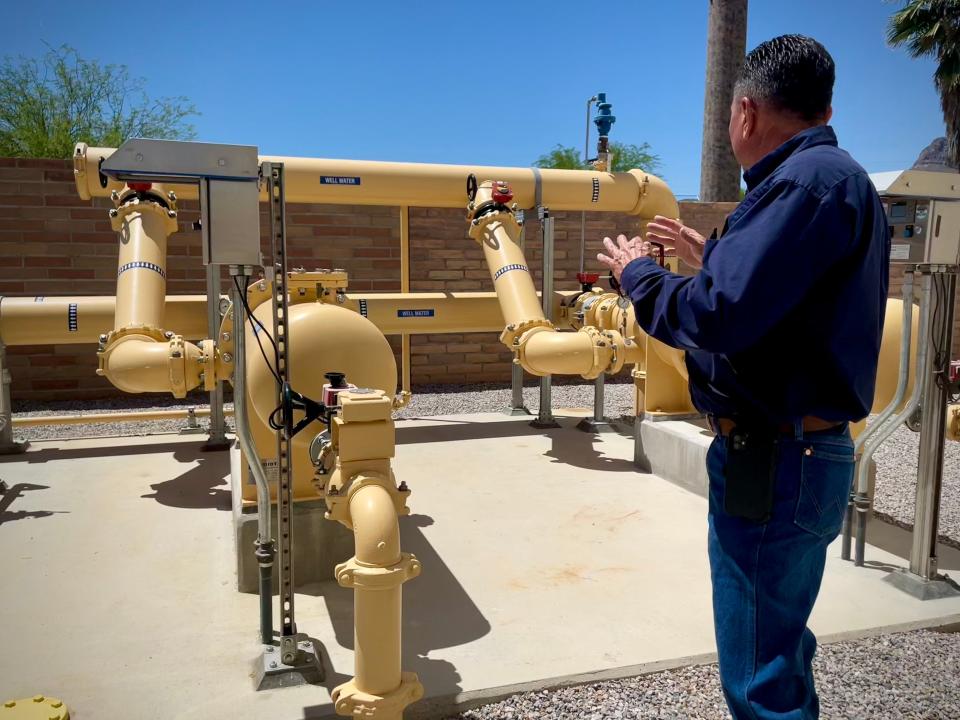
[0,140,959,717]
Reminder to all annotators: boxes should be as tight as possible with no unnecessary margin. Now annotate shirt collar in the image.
[742,125,838,190]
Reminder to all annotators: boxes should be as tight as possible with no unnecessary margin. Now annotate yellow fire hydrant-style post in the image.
[314,388,423,719]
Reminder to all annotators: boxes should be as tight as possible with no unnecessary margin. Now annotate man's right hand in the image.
[645,215,706,270]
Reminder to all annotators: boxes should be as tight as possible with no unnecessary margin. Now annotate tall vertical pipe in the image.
[399,206,412,405]
[230,271,274,645]
[843,272,916,559]
[910,270,957,579]
[114,202,171,331]
[535,211,559,427]
[854,274,932,566]
[350,483,403,697]
[205,265,228,446]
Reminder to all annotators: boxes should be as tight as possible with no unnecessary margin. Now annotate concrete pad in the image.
[2,415,960,720]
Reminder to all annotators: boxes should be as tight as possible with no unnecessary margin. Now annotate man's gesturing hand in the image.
[597,233,653,283]
[645,215,706,269]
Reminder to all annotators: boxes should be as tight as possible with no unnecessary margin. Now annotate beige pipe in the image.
[480,220,550,329]
[468,186,638,379]
[350,482,403,696]
[75,144,678,216]
[12,407,234,427]
[0,296,211,345]
[97,198,206,397]
[113,204,170,330]
[0,292,579,347]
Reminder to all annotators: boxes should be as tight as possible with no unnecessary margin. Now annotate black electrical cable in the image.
[232,276,283,387]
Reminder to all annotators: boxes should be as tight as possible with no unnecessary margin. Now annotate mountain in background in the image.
[912,137,958,172]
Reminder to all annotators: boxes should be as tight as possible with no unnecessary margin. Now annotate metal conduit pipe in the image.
[76,144,677,216]
[842,272,916,559]
[467,180,643,379]
[12,407,235,427]
[853,273,932,566]
[229,271,274,645]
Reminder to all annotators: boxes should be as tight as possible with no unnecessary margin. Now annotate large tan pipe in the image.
[469,186,642,378]
[0,291,579,346]
[0,296,211,345]
[350,482,403,696]
[96,197,206,397]
[113,203,170,330]
[75,144,677,216]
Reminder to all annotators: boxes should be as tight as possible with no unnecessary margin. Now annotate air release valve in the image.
[322,371,357,407]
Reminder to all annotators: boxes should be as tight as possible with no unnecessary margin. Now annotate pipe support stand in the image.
[332,673,423,720]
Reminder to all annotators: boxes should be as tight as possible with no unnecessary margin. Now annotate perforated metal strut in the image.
[265,163,297,664]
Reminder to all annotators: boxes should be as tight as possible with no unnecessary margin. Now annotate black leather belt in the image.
[708,415,843,438]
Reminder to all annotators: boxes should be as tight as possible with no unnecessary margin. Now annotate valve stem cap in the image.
[492,181,513,204]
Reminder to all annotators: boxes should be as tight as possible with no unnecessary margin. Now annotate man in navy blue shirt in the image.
[598,36,890,719]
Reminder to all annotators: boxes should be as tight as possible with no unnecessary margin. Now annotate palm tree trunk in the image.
[942,85,959,168]
[699,0,749,202]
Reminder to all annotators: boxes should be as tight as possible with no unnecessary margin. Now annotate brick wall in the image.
[16,155,941,402]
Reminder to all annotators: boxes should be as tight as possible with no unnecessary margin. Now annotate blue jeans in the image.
[706,423,855,720]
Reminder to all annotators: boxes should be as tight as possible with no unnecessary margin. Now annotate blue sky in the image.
[6,1,945,198]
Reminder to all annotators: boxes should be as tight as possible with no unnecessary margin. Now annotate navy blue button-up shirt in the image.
[620,125,890,423]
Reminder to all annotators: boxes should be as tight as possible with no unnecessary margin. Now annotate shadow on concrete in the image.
[140,446,232,511]
[397,417,637,474]
[859,518,960,572]
[0,483,67,526]
[0,439,203,465]
[301,513,490,718]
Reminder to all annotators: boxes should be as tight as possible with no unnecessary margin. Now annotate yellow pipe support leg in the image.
[398,205,412,409]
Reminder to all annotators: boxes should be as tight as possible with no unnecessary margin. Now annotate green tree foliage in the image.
[0,45,198,159]
[533,141,662,174]
[888,0,960,167]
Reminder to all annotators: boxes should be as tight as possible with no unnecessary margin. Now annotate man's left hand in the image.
[597,234,653,283]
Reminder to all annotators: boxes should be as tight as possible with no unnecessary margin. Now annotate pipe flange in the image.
[332,672,423,718]
[104,325,168,345]
[500,317,553,347]
[467,209,520,244]
[325,472,410,527]
[334,553,422,590]
[200,339,217,391]
[109,194,178,234]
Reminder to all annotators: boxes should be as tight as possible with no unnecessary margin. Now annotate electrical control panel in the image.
[101,138,263,267]
[872,170,960,265]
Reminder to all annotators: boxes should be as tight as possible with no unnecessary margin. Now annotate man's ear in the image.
[740,97,756,140]
[824,105,834,124]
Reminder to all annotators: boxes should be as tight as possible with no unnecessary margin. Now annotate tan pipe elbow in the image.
[98,333,203,397]
[350,481,402,566]
[627,171,680,220]
[517,326,641,379]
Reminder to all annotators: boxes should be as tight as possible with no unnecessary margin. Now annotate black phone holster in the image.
[723,425,779,523]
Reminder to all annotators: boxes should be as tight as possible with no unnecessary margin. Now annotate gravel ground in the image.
[446,629,960,720]
[873,420,960,550]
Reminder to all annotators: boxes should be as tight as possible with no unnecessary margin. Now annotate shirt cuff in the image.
[619,257,661,295]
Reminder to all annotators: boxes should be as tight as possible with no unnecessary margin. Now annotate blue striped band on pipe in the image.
[118,261,166,278]
[494,264,528,280]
